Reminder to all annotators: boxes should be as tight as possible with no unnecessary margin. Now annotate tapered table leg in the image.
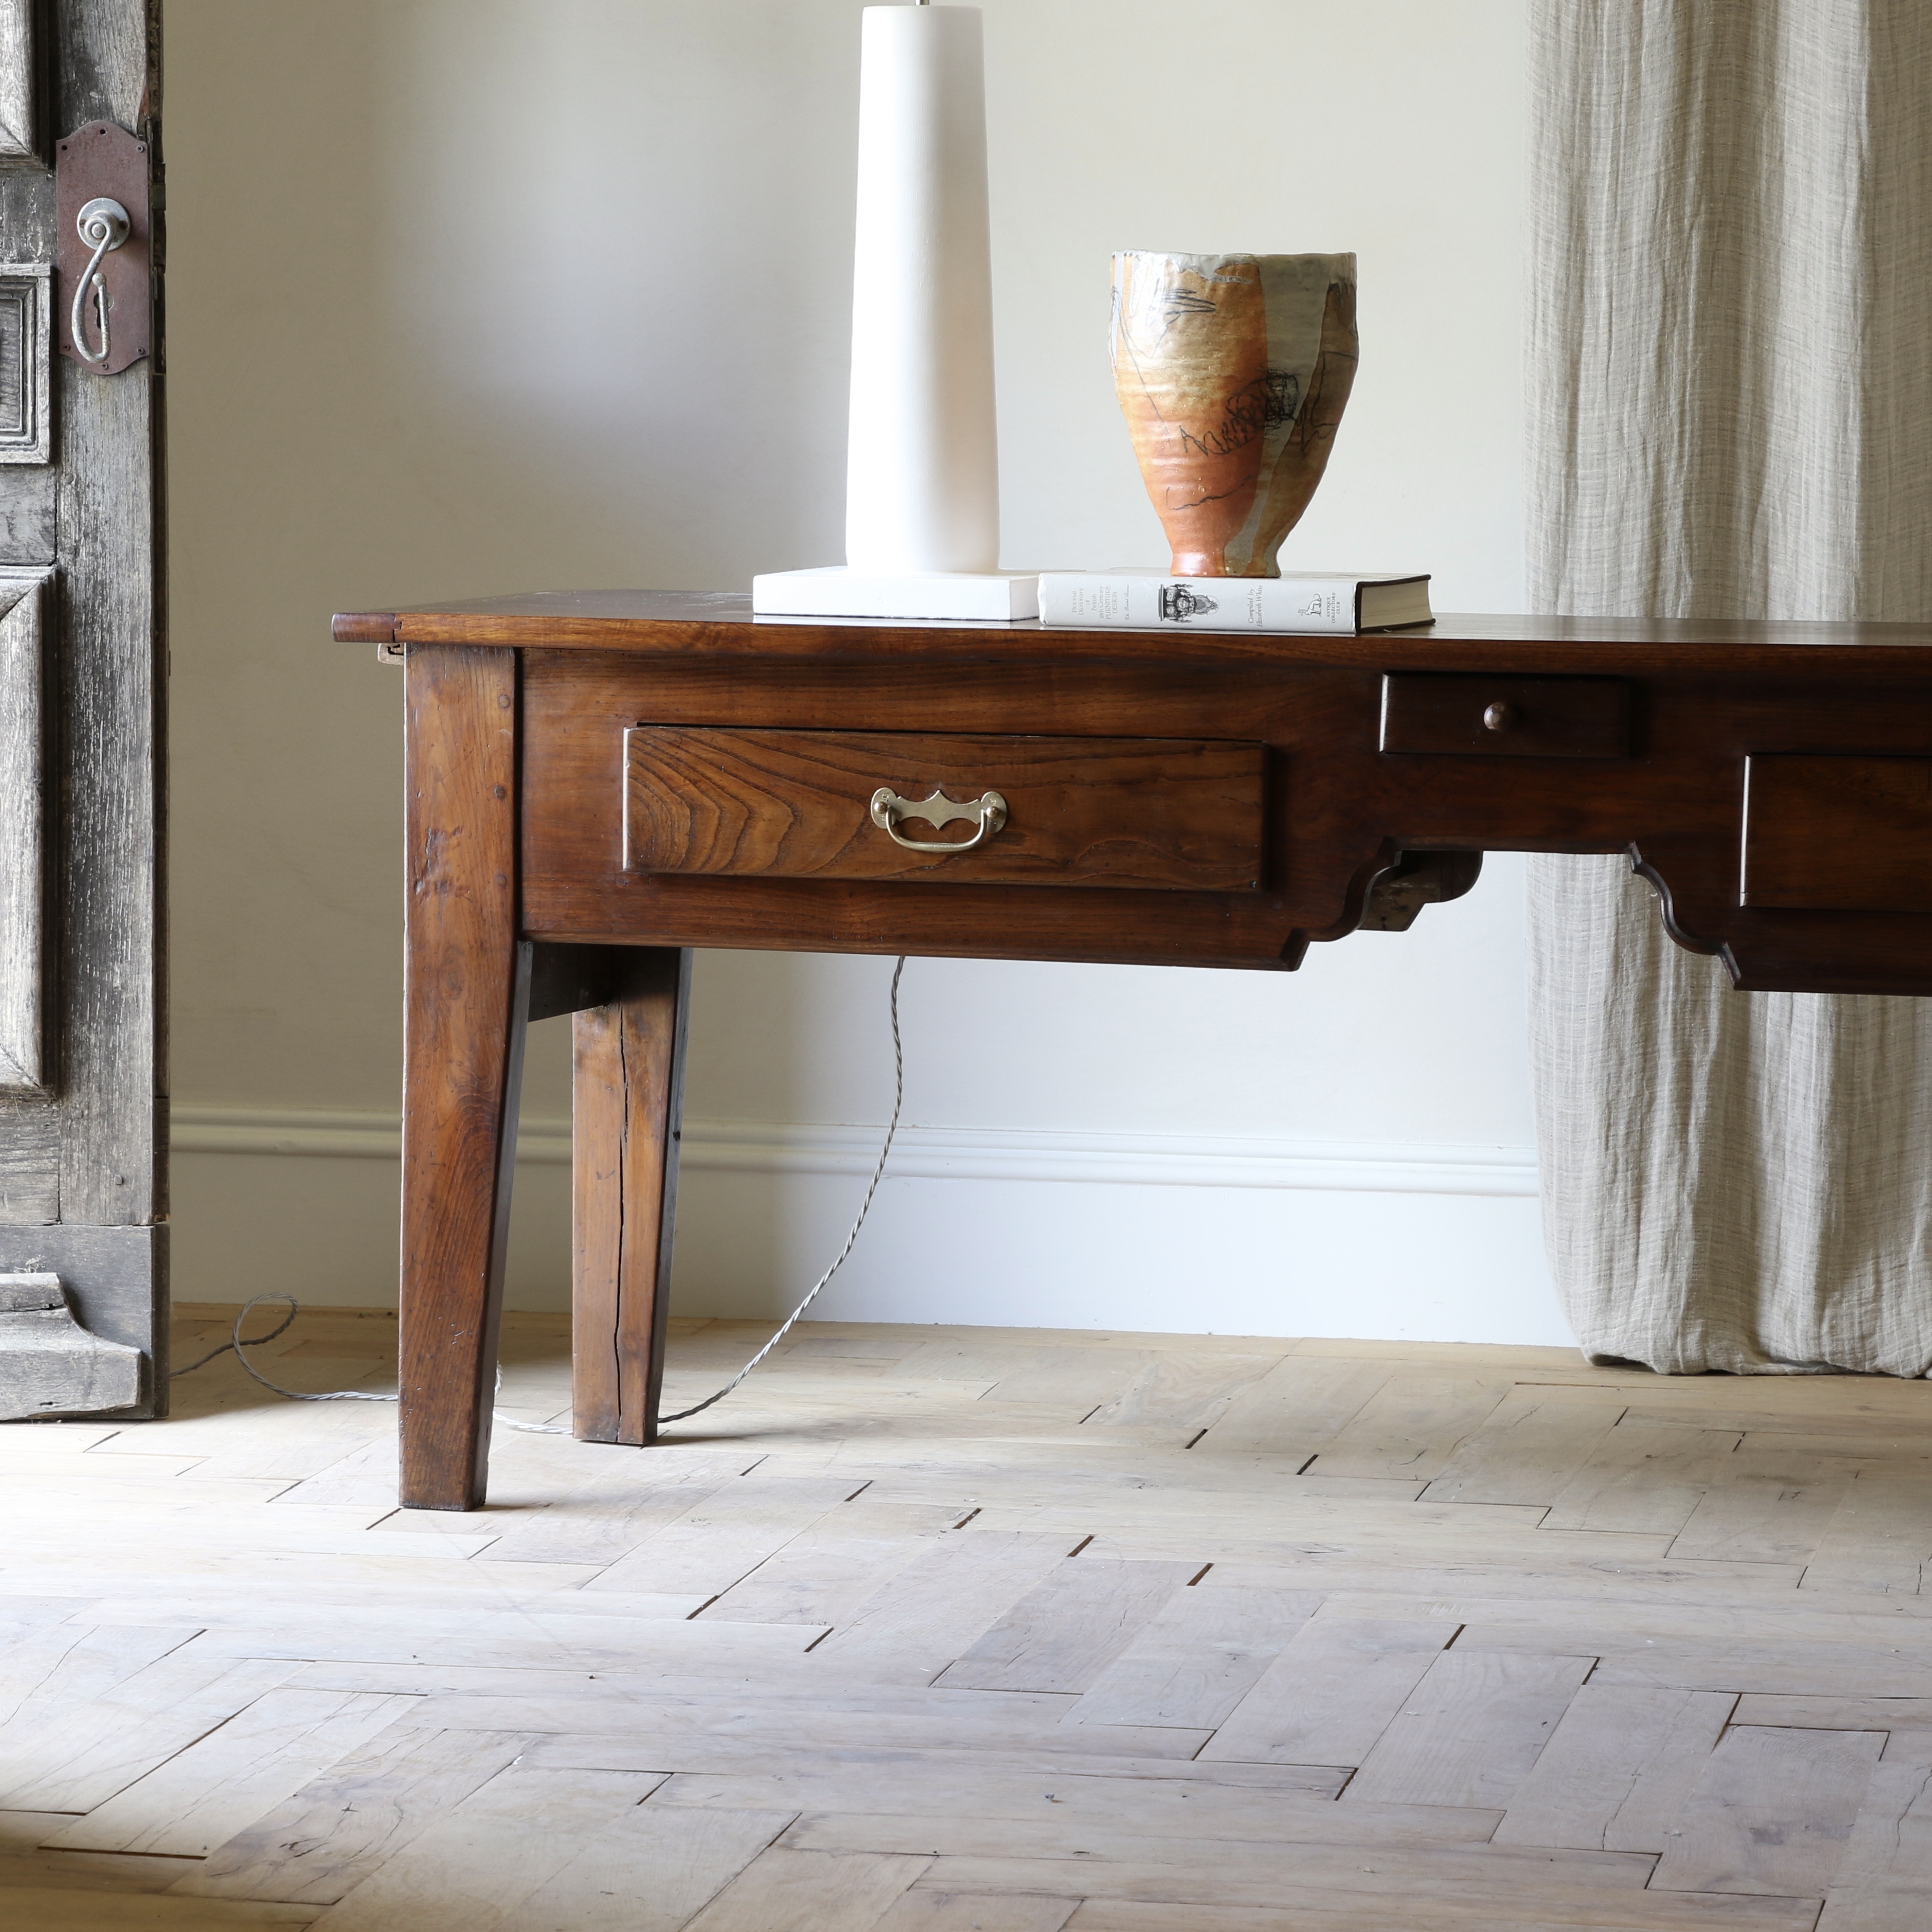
[572,947,692,1444]
[400,645,524,1510]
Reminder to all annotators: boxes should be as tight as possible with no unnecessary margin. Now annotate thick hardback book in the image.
[1037,569,1433,634]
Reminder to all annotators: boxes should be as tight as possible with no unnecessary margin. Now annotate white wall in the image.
[167,0,1563,1344]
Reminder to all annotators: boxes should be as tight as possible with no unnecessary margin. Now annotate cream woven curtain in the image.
[1526,2,1932,1373]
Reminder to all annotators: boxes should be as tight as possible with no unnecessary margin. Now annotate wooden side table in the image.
[334,593,1932,1510]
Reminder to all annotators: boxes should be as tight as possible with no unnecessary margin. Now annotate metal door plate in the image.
[55,120,151,374]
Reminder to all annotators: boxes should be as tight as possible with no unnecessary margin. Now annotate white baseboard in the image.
[172,1106,1537,1198]
[167,1106,1561,1344]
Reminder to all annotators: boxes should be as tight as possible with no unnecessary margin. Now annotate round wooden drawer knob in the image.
[1482,701,1517,732]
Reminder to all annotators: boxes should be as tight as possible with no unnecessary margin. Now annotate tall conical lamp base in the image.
[754,5,1036,624]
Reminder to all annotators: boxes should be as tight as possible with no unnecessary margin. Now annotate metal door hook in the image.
[70,196,129,366]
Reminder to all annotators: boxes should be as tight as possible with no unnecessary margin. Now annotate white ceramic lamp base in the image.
[752,565,1040,621]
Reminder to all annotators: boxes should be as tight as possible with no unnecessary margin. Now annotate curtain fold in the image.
[1526,0,1932,1373]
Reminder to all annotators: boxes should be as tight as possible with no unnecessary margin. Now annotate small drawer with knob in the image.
[622,724,1265,891]
[1379,673,1633,759]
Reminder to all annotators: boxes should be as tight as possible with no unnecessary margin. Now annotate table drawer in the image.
[1743,754,1932,911]
[623,726,1265,891]
[1380,673,1632,758]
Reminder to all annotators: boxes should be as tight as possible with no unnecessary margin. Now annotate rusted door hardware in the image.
[55,120,150,373]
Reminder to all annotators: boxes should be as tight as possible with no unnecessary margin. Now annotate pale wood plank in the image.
[1065,1584,1319,1729]
[959,1496,1562,1553]
[477,1451,761,1567]
[1492,1684,1736,1851]
[1420,1386,1629,1505]
[891,1336,1044,1383]
[1187,1355,1390,1460]
[0,1506,499,1564]
[1201,1617,1455,1767]
[794,1818,1653,1898]
[1542,1422,1746,1535]
[937,1558,1200,1694]
[317,1777,791,1932]
[0,1893,318,1929]
[699,1499,972,1626]
[1800,1467,1932,1596]
[1712,1430,1932,1462]
[98,1409,392,1488]
[812,1531,1086,1677]
[580,1473,869,1598]
[652,1764,1494,1841]
[395,1692,1215,1762]
[41,1688,423,1855]
[1343,1649,1592,1808]
[1590,1639,1932,1698]
[681,1846,931,1932]
[1668,1442,1858,1564]
[5,1468,356,1513]
[1302,1373,1511,1482]
[1294,1340,1617,1369]
[0,1650,303,1812]
[87,1600,731,1669]
[927,1855,1816,1932]
[1019,1510,1690,1578]
[1080,1352,1283,1433]
[806,1437,1428,1505]
[1819,1727,1932,1931]
[201,1604,824,1675]
[785,1334,928,1361]
[174,1727,540,1906]
[1615,1384,1932,1429]
[1452,1610,1932,1700]
[1652,1723,1883,1897]
[0,1422,123,1453]
[1197,1550,1810,1602]
[1736,1695,1932,1730]
[1062,1898,1821,1932]
[538,1739,1349,1797]
[873,1894,1078,1932]
[1429,1596,1932,1658]
[0,1623,196,1728]
[294,1763,668,1930]
[978,1349,1162,1417]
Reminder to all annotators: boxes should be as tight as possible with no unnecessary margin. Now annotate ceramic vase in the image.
[1110,251,1357,577]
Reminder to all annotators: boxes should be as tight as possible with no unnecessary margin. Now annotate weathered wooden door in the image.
[0,0,165,1416]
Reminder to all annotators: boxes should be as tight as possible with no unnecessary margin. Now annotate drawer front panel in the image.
[1381,673,1632,758]
[1743,754,1932,911]
[623,726,1265,891]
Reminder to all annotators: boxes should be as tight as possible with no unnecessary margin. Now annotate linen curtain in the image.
[1526,1,1932,1373]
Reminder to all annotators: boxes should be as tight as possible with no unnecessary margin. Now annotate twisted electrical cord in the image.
[660,955,905,1424]
[172,957,910,1435]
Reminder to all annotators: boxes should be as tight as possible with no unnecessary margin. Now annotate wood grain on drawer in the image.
[1743,754,1932,911]
[1381,673,1632,758]
[623,726,1265,891]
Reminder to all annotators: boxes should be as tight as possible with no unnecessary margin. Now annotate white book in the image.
[753,566,1040,621]
[1037,569,1433,634]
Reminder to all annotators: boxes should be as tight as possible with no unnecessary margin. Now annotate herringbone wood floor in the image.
[3,1304,1931,1929]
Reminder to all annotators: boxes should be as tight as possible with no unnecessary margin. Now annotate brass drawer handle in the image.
[869,786,1008,854]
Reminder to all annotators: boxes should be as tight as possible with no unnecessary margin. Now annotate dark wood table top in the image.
[334,590,1932,678]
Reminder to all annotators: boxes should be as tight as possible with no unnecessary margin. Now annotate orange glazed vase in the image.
[1110,251,1358,577]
